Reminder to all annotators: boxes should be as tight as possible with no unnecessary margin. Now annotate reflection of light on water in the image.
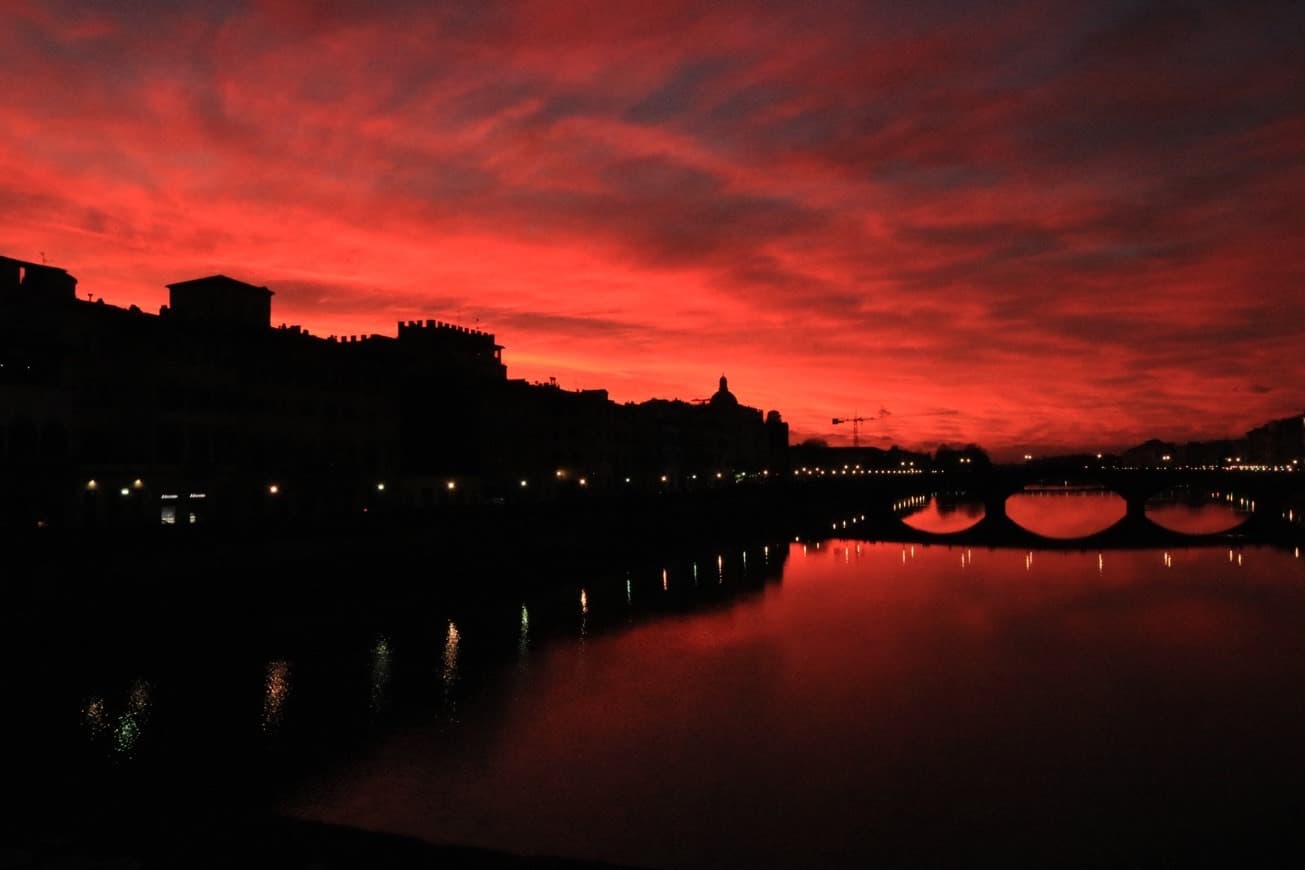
[580,589,588,614]
[113,679,152,758]
[114,716,141,757]
[625,578,632,606]
[1025,552,1033,572]
[662,568,668,591]
[763,545,769,565]
[82,697,108,737]
[262,660,291,733]
[692,563,698,585]
[128,679,150,713]
[519,605,530,659]
[442,621,460,718]
[443,621,461,681]
[717,554,724,583]
[1098,553,1104,575]
[1163,552,1173,569]
[370,636,392,713]
[742,551,748,573]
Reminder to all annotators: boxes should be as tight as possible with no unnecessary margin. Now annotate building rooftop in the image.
[166,274,273,297]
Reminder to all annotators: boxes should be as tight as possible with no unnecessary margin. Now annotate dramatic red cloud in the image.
[2,1,1302,456]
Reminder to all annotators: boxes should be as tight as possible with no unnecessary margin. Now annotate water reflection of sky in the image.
[290,540,1305,868]
[903,489,1262,538]
[900,494,985,533]
[1146,491,1253,534]
[1007,489,1127,537]
[32,494,1304,866]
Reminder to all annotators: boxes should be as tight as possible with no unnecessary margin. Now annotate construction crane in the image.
[832,414,867,448]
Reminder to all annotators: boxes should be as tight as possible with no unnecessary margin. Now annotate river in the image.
[9,492,1305,866]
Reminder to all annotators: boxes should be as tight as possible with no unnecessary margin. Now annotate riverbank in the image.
[2,815,639,869]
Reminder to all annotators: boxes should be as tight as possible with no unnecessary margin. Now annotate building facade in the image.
[0,255,787,527]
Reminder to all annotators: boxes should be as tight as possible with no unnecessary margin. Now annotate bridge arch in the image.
[857,467,1303,547]
[1144,486,1256,535]
[1003,484,1128,540]
[896,491,986,534]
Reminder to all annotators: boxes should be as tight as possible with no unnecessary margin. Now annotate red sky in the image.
[2,1,1302,456]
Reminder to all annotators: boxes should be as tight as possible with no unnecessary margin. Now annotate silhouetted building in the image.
[166,275,272,330]
[1119,415,1304,469]
[932,444,991,469]
[788,442,931,472]
[1244,414,1304,466]
[0,254,788,526]
[710,374,738,408]
[1120,439,1177,467]
[628,376,786,484]
[1,255,77,300]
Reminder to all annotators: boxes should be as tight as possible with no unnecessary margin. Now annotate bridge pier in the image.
[970,491,1030,541]
[1125,493,1149,521]
[982,491,1011,523]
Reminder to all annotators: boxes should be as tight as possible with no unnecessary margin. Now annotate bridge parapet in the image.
[842,502,1304,551]
[934,467,1300,506]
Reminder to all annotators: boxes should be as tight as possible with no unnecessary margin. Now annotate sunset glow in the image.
[3,1,1302,454]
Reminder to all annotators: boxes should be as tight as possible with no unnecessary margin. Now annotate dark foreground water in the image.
[7,495,1305,867]
[286,539,1305,866]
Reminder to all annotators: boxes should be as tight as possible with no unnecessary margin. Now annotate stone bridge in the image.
[795,467,1304,550]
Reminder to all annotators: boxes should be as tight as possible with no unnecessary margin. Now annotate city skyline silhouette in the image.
[4,249,1300,474]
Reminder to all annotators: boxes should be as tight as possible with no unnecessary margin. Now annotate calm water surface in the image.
[1006,489,1128,537]
[898,493,985,533]
[903,487,1258,538]
[1146,489,1254,534]
[14,495,1305,866]
[283,508,1305,866]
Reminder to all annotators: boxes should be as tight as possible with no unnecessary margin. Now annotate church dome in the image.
[710,374,739,408]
